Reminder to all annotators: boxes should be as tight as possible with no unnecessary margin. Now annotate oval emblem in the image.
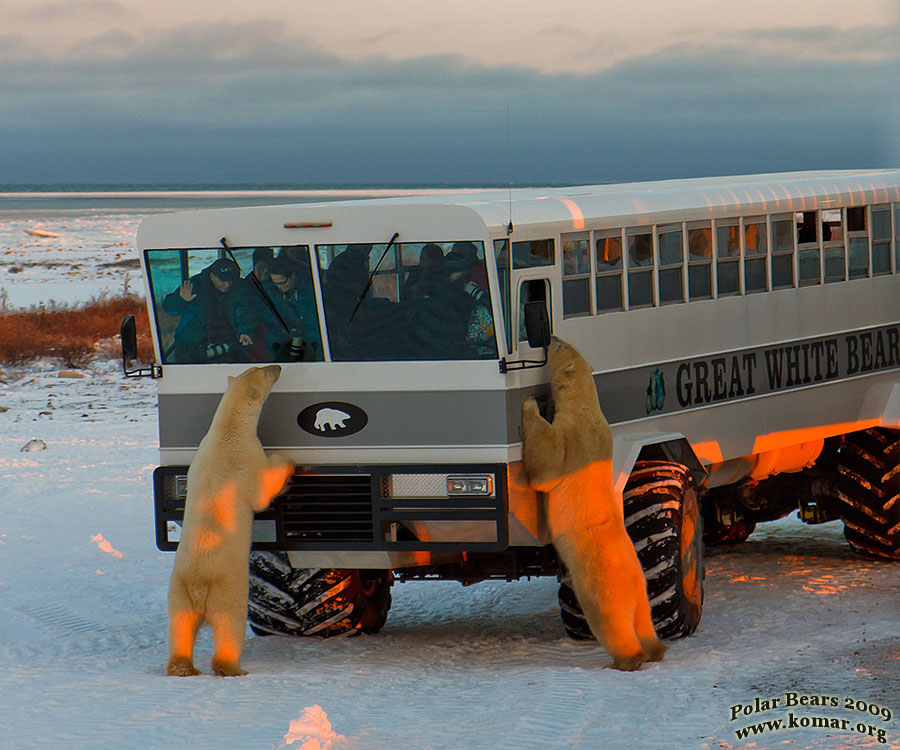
[297,402,368,438]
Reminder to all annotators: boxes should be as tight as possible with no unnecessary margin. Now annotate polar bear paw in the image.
[611,652,646,672]
[644,641,668,662]
[212,659,248,677]
[521,396,541,418]
[166,657,201,677]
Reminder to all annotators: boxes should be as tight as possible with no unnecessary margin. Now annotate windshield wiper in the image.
[348,232,399,324]
[219,237,292,336]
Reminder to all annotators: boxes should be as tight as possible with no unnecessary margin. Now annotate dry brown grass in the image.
[0,293,153,367]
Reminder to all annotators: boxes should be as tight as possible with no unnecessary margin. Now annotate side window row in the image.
[558,204,900,316]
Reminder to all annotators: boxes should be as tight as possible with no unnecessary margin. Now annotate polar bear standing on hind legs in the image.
[167,364,295,677]
[521,337,666,671]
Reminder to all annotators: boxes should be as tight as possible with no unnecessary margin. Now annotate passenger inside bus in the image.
[162,258,245,363]
[402,243,444,299]
[250,256,322,361]
[400,243,496,359]
[323,244,400,360]
[234,248,275,360]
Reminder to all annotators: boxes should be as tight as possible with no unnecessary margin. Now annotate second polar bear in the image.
[521,336,666,671]
[167,364,295,677]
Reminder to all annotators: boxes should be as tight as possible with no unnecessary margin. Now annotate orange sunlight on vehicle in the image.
[558,198,585,230]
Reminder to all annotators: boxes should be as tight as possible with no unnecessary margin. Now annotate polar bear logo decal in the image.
[297,402,368,438]
[645,367,666,414]
[314,408,351,432]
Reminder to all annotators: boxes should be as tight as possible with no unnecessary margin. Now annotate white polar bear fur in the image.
[166,364,294,677]
[521,337,666,671]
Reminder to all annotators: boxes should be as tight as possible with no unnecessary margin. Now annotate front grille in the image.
[153,464,509,553]
[280,474,374,543]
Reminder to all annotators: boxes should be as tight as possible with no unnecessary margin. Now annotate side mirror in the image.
[523,301,551,349]
[121,315,138,361]
[120,315,160,378]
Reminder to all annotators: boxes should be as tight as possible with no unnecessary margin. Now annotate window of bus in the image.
[318,241,497,361]
[846,206,869,279]
[822,209,845,282]
[626,228,653,308]
[797,211,821,285]
[687,222,712,300]
[871,205,891,275]
[657,224,683,304]
[595,229,623,312]
[512,239,555,269]
[771,214,795,289]
[562,233,591,317]
[715,219,740,296]
[743,217,767,293]
[494,239,513,351]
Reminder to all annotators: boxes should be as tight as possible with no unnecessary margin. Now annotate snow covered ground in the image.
[0,208,897,749]
[0,212,145,308]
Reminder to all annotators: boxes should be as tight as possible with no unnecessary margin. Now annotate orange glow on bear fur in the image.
[522,337,666,671]
[166,365,294,678]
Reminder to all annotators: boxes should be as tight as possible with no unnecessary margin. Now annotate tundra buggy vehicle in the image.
[123,169,900,641]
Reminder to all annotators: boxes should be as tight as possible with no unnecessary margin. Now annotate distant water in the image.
[0,184,501,214]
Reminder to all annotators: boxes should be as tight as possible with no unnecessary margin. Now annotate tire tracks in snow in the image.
[3,601,165,662]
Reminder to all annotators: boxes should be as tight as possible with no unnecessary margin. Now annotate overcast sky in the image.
[1,0,898,185]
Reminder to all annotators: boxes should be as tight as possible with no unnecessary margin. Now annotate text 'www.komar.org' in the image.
[731,693,893,745]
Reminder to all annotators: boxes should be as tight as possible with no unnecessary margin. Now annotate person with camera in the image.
[252,256,322,361]
[162,258,244,363]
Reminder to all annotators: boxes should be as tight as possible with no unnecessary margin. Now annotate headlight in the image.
[447,475,494,496]
[386,473,495,498]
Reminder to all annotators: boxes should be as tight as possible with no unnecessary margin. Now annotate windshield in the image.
[317,240,497,361]
[145,240,498,363]
[146,245,324,364]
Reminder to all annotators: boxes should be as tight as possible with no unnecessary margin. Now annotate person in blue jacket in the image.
[162,258,246,363]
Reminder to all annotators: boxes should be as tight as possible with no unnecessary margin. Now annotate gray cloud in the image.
[729,24,900,59]
[0,20,897,184]
[19,0,137,24]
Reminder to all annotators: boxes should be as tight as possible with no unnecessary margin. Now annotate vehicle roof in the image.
[138,169,900,247]
[294,169,900,233]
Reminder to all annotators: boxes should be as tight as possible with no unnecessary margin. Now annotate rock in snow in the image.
[20,438,47,452]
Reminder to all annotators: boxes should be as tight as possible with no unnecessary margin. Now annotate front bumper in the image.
[153,463,509,553]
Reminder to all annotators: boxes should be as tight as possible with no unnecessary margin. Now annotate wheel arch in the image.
[613,432,708,492]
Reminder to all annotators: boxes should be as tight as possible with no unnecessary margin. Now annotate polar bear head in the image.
[224,365,282,415]
[547,336,595,401]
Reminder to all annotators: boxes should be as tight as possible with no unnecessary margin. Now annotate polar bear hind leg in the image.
[166,578,203,676]
[632,570,668,661]
[206,582,250,676]
[555,527,647,671]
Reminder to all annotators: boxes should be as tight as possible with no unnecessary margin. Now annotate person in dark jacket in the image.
[402,245,496,359]
[162,258,245,363]
[253,257,323,361]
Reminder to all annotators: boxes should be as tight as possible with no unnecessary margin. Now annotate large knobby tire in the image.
[248,551,392,637]
[833,428,900,561]
[558,460,704,641]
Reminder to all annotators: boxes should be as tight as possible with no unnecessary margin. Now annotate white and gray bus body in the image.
[135,169,900,637]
